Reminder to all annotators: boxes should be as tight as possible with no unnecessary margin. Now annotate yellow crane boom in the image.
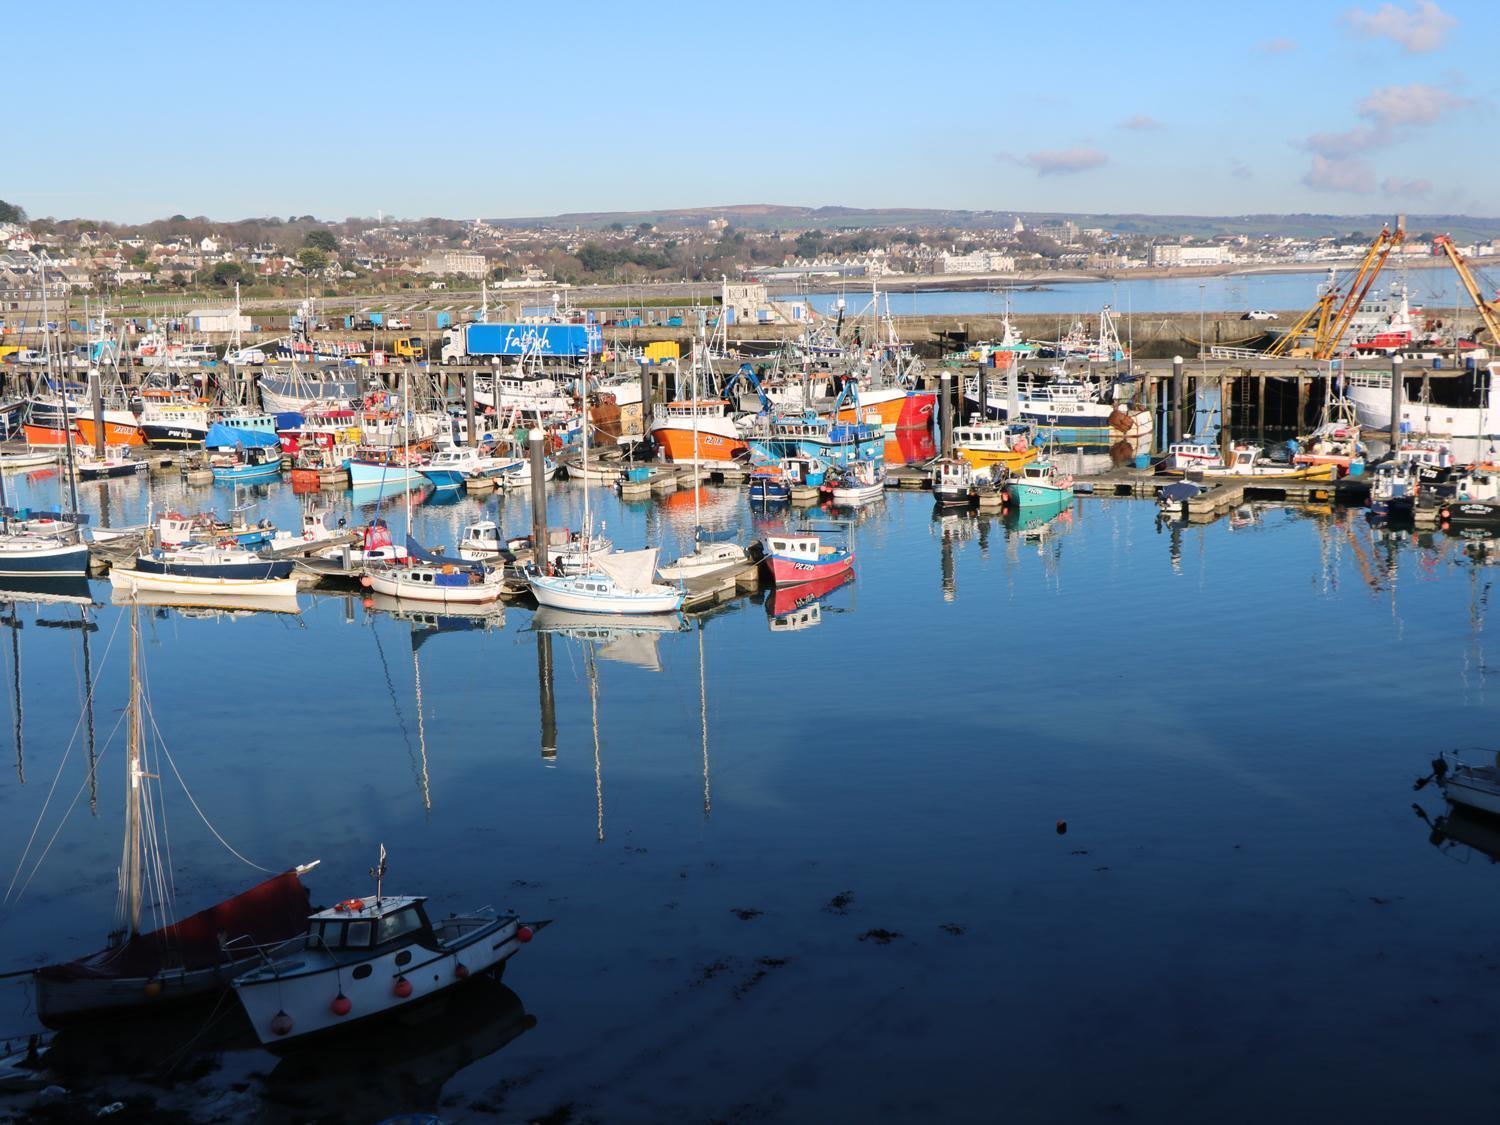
[1266,218,1405,359]
[1433,235,1500,347]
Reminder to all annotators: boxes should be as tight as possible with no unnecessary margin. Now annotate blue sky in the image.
[11,0,1496,222]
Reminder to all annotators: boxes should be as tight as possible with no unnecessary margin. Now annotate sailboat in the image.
[29,599,318,1027]
[528,360,685,615]
[657,338,749,582]
[362,371,504,605]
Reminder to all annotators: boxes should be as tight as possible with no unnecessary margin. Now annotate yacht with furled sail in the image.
[362,374,505,605]
[22,598,318,1027]
[529,373,685,615]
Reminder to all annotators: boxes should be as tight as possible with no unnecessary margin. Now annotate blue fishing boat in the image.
[748,467,790,504]
[203,421,283,483]
[744,411,885,468]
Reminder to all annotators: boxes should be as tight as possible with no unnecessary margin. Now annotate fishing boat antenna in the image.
[370,842,387,904]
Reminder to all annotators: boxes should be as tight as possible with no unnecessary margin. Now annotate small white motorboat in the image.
[529,547,685,615]
[232,851,531,1049]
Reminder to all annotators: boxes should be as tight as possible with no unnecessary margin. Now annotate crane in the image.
[1266,218,1405,359]
[1432,235,1500,348]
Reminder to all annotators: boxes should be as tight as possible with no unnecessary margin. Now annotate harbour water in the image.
[795,266,1469,319]
[0,467,1498,1121]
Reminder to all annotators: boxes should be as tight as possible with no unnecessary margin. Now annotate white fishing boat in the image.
[418,445,524,489]
[1161,441,1224,472]
[232,847,531,1049]
[826,458,886,506]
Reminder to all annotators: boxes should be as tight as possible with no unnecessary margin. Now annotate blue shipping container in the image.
[464,323,602,357]
[370,313,384,326]
[435,312,452,329]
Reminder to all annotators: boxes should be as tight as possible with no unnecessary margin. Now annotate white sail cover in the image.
[594,548,660,592]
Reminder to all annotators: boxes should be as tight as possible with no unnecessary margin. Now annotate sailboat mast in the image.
[122,600,143,936]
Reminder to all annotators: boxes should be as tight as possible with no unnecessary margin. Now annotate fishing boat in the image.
[231,848,531,1049]
[965,370,1152,446]
[457,520,515,562]
[649,400,748,463]
[1157,480,1203,517]
[137,397,210,449]
[347,447,430,489]
[748,465,791,504]
[1292,391,1365,475]
[418,445,523,490]
[1005,459,1075,508]
[30,599,318,1027]
[1160,441,1224,473]
[1200,445,1337,480]
[110,542,299,598]
[1369,459,1420,517]
[1435,468,1500,526]
[742,404,885,468]
[208,444,282,484]
[257,368,361,415]
[762,529,854,587]
[0,513,91,578]
[930,456,991,506]
[953,420,1039,473]
[826,458,886,506]
[74,449,143,481]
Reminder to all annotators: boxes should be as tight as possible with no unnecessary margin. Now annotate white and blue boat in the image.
[528,548,685,616]
[110,542,299,598]
[0,509,91,578]
[347,451,428,489]
[743,407,885,468]
[204,422,284,483]
[418,446,524,490]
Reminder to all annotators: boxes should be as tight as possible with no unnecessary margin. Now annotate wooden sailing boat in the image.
[29,599,317,1027]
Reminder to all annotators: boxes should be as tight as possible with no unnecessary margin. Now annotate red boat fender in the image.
[330,994,352,1017]
[393,976,413,998]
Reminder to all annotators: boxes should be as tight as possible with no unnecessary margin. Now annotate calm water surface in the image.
[796,267,1468,319]
[0,466,1496,1123]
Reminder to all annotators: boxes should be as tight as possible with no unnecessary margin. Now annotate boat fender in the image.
[270,1010,294,1036]
[454,962,469,979]
[330,993,352,1017]
[393,976,413,998]
[143,979,162,998]
[516,925,534,943]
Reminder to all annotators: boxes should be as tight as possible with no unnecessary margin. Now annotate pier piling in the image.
[939,372,954,456]
[1389,354,1404,444]
[89,369,106,457]
[464,372,477,448]
[529,429,548,571]
[975,367,988,426]
[1169,356,1183,445]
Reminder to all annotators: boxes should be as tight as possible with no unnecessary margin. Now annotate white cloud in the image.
[1303,154,1377,193]
[1300,124,1384,157]
[1344,2,1456,54]
[1230,160,1253,181]
[1120,114,1160,130]
[1256,37,1298,53]
[1022,147,1108,176]
[1356,82,1468,127]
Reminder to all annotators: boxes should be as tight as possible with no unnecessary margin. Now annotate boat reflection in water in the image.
[883,427,936,466]
[0,576,94,606]
[263,977,534,1123]
[530,606,688,836]
[766,569,855,631]
[1420,801,1500,864]
[108,586,303,618]
[366,592,504,646]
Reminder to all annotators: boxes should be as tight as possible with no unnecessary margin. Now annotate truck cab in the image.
[392,336,425,361]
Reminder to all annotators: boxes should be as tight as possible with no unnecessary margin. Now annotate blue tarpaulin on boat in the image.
[203,423,280,449]
[405,536,484,575]
[274,412,304,430]
[1160,482,1201,503]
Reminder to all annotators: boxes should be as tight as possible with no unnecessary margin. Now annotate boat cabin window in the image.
[377,907,423,945]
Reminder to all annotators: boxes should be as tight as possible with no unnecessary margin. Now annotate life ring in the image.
[335,898,364,913]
